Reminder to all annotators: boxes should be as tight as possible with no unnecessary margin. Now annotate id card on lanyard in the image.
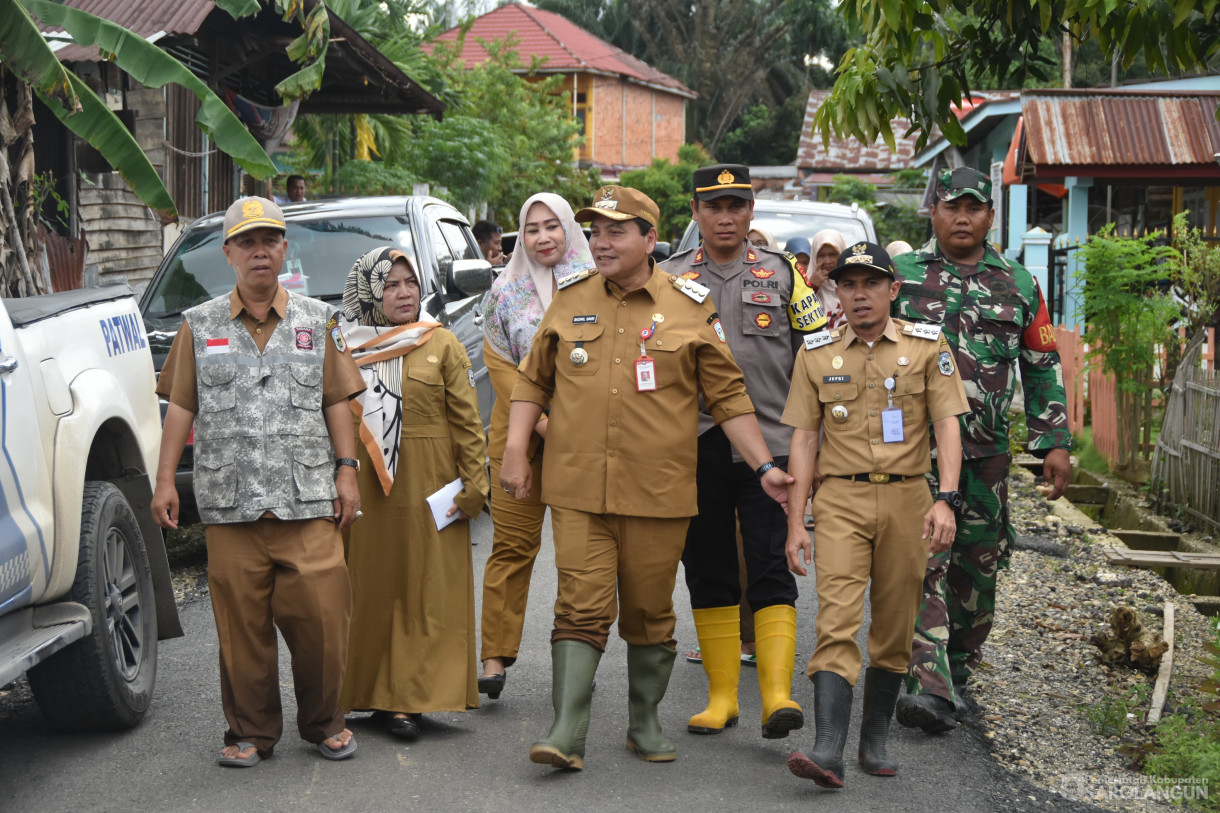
[882,374,903,442]
[636,322,658,392]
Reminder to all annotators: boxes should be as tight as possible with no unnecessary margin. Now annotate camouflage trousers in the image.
[905,454,1014,706]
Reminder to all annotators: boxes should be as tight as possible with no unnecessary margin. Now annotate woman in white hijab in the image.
[479,193,595,698]
[810,228,848,329]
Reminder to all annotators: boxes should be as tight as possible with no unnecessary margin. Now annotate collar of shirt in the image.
[692,239,756,268]
[841,318,899,349]
[602,258,664,302]
[229,284,288,321]
[915,238,1012,275]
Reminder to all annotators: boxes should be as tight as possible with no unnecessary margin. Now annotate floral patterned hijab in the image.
[340,246,440,495]
[483,193,595,363]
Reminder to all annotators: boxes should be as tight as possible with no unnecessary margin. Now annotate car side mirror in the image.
[652,242,671,261]
[449,258,494,297]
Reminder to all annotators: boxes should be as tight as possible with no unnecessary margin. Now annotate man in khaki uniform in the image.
[152,197,365,767]
[781,242,968,789]
[501,186,792,771]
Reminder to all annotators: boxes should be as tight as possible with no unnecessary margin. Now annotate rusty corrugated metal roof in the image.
[1021,89,1220,169]
[39,0,215,61]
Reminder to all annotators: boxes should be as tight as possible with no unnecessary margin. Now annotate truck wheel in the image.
[28,482,159,731]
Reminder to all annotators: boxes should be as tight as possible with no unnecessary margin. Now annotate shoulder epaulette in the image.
[803,329,841,351]
[556,268,598,290]
[901,321,943,341]
[669,274,710,304]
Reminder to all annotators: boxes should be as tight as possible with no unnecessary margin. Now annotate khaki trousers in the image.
[480,455,547,665]
[807,477,930,684]
[550,506,690,651]
[206,516,352,754]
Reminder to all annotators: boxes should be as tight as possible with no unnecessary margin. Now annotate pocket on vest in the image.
[289,365,324,410]
[293,445,337,503]
[198,364,237,413]
[194,445,236,508]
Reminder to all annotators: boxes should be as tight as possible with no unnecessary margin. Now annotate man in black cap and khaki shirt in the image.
[781,242,968,789]
[501,185,793,771]
[661,163,827,742]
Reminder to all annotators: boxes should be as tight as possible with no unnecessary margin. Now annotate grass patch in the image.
[1074,427,1112,478]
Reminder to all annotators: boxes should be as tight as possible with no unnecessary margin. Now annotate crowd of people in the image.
[148,163,1074,791]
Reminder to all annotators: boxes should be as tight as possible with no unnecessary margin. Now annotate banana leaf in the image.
[0,0,77,111]
[213,0,263,18]
[23,0,278,179]
[37,72,177,222]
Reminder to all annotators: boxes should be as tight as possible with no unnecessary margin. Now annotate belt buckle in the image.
[868,472,890,484]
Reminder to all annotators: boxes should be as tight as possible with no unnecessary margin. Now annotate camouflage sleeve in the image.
[1019,280,1074,453]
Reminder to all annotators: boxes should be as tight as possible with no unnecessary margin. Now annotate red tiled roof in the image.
[429,1,695,99]
[37,0,215,61]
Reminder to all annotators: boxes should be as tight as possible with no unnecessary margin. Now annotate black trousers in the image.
[682,425,797,611]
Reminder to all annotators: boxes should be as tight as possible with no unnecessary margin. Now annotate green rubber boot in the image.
[529,640,602,771]
[625,644,678,762]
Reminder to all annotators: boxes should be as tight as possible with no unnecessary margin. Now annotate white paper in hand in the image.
[426,477,464,531]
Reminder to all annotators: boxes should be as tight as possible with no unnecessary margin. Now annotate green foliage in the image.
[1007,408,1028,457]
[1142,712,1220,810]
[815,0,1220,151]
[331,161,419,197]
[1168,211,1220,339]
[620,143,715,244]
[825,172,928,247]
[717,96,806,167]
[1077,224,1181,470]
[1083,683,1150,738]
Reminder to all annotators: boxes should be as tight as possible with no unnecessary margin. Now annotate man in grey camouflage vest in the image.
[152,197,367,767]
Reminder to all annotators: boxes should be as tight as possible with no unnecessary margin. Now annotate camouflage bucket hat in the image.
[935,167,992,203]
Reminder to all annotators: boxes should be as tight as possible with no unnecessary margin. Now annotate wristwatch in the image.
[336,457,360,473]
[756,461,777,478]
[935,490,963,510]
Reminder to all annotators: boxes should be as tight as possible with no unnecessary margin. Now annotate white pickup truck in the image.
[0,285,181,731]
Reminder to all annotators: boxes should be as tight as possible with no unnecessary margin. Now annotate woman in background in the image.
[478,193,595,699]
[809,229,848,329]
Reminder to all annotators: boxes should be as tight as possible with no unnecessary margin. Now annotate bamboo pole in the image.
[1148,603,1175,725]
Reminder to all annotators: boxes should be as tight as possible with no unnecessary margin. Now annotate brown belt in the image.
[832,473,912,484]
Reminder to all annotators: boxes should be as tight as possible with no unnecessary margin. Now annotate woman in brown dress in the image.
[337,246,489,740]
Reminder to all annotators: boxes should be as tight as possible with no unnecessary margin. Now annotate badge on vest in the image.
[294,327,314,351]
[938,350,956,376]
[205,338,230,355]
[326,315,347,353]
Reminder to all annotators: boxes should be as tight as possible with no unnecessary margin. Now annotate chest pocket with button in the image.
[645,336,686,388]
[739,288,785,338]
[818,382,862,431]
[198,364,237,413]
[894,374,927,425]
[896,283,947,325]
[288,364,323,410]
[975,302,1022,361]
[404,361,444,417]
[557,323,604,377]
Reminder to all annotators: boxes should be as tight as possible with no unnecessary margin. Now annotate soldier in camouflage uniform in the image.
[890,168,1073,734]
[152,197,367,766]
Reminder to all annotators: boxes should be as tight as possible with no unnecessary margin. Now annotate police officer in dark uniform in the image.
[661,164,827,740]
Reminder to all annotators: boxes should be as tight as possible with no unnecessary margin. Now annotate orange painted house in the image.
[431,2,696,177]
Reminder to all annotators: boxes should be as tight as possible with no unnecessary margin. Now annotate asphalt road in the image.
[0,512,1104,813]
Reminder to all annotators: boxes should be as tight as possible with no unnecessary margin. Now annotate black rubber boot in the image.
[625,644,678,762]
[895,691,958,734]
[857,667,902,776]
[787,671,853,789]
[529,640,602,770]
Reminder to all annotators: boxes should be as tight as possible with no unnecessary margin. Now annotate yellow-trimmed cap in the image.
[574,186,660,227]
[693,163,753,201]
[223,196,286,241]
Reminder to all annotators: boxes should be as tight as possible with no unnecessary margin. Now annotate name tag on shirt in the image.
[573,315,598,324]
[635,356,657,392]
[881,407,904,443]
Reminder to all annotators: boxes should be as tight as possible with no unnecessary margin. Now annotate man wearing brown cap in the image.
[501,185,792,771]
[152,196,366,766]
[892,167,1073,735]
[782,241,968,788]
[661,164,826,742]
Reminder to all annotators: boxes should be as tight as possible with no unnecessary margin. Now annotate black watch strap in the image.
[756,461,777,477]
[935,490,963,509]
[336,457,360,473]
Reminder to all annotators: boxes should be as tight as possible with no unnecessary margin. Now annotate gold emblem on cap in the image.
[243,200,264,219]
[852,243,867,255]
[600,187,615,200]
[717,169,734,184]
[831,355,844,370]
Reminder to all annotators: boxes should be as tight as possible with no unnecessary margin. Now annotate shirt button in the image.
[869,381,876,388]
[870,410,878,417]
[612,388,618,394]
[609,450,617,457]
[615,358,621,364]
[621,301,628,307]
[619,328,625,334]
[610,420,617,426]
[871,438,879,445]
[834,394,841,400]
[656,340,663,346]
[256,327,263,334]
[867,354,874,360]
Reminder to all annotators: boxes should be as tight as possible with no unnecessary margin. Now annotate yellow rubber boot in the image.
[687,606,741,734]
[755,604,805,739]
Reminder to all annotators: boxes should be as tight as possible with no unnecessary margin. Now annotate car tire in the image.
[28,482,159,731]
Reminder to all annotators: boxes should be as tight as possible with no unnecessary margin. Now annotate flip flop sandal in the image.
[218,742,262,768]
[317,734,358,760]
[740,652,757,666]
[685,647,702,664]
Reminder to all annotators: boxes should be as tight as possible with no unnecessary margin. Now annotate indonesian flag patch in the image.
[205,338,230,355]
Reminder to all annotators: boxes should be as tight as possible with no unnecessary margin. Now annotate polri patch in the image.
[680,271,701,281]
[754,313,772,329]
[823,375,850,383]
[572,314,598,324]
[294,327,314,351]
[750,268,776,279]
[938,350,956,376]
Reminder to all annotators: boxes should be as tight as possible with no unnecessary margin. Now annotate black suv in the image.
[140,196,494,524]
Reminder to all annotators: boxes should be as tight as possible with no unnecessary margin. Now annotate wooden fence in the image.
[1151,331,1220,534]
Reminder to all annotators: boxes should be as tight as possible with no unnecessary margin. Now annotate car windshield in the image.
[144,214,415,322]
